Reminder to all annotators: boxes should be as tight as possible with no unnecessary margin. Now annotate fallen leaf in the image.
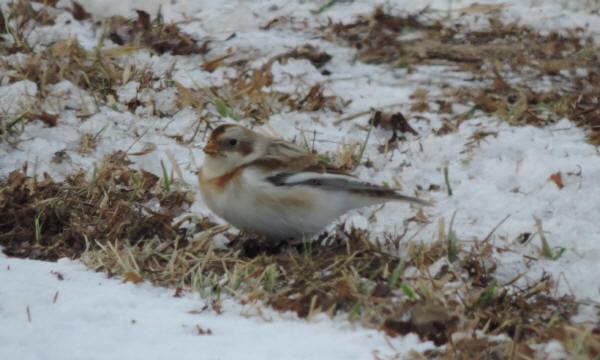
[211,300,223,315]
[173,287,183,297]
[371,111,418,135]
[24,112,59,127]
[435,100,453,114]
[428,184,441,191]
[123,271,144,284]
[202,54,232,72]
[196,325,213,335]
[287,44,332,68]
[587,131,600,146]
[72,1,91,21]
[548,171,564,189]
[474,94,499,113]
[135,10,151,30]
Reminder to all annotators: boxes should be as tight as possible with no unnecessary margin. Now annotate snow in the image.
[1,0,599,358]
[0,253,433,360]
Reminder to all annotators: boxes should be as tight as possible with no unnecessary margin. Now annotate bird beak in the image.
[203,140,219,155]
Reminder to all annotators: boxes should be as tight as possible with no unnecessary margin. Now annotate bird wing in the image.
[265,171,429,205]
[250,139,349,175]
[248,138,430,205]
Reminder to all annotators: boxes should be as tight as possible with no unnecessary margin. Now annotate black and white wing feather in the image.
[266,171,430,205]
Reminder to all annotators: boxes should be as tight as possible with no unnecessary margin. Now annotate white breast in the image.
[199,167,383,242]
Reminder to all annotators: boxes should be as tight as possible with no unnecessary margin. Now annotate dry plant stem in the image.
[482,214,510,243]
[333,102,406,126]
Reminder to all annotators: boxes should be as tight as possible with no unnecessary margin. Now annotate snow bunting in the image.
[198,124,430,243]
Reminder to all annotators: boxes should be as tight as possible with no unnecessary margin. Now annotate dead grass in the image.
[1,3,342,135]
[0,154,193,260]
[1,160,597,359]
[325,7,600,144]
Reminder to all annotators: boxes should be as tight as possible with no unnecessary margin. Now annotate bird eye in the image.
[229,139,238,146]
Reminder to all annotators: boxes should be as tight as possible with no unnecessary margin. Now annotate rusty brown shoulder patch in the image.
[207,165,245,190]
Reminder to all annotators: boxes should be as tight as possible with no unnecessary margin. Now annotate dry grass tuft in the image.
[175,48,343,125]
[108,10,209,55]
[0,154,192,260]
[326,8,600,143]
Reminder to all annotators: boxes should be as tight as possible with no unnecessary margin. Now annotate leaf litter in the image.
[326,7,600,144]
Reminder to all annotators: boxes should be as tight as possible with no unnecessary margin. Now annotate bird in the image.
[198,124,430,244]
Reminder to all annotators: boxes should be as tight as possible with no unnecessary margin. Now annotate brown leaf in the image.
[428,184,441,191]
[136,10,151,30]
[435,100,453,114]
[337,279,349,298]
[108,12,209,55]
[548,171,564,189]
[211,300,223,315]
[492,70,511,92]
[371,111,418,135]
[435,121,456,136]
[72,1,91,21]
[123,271,144,284]
[287,44,332,68]
[202,54,232,72]
[196,325,213,335]
[237,57,276,94]
[474,94,499,113]
[24,112,59,127]
[588,131,600,146]
[51,270,64,280]
[293,83,341,112]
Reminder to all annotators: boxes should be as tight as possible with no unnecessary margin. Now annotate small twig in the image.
[444,166,452,196]
[447,211,458,263]
[333,109,372,126]
[333,102,405,126]
[511,324,521,360]
[482,214,510,243]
